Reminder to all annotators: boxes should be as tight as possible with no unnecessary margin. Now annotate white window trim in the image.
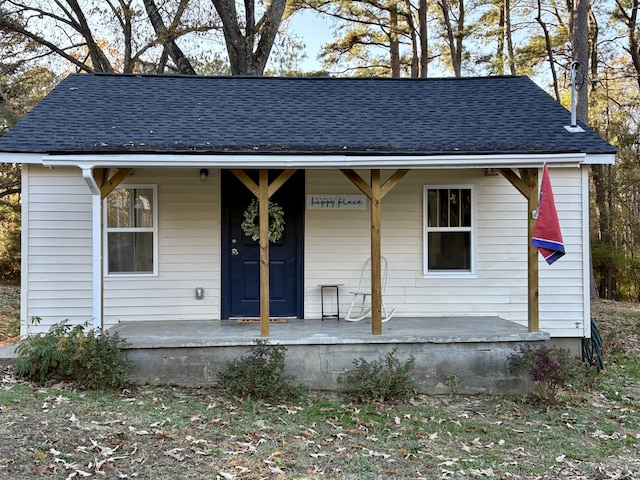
[103,184,158,277]
[423,184,477,278]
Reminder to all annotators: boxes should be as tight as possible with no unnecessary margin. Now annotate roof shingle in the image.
[0,73,616,156]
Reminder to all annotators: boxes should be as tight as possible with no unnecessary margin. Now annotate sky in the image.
[287,10,334,72]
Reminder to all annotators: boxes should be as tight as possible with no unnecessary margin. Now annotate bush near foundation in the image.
[218,339,305,402]
[338,348,417,402]
[14,318,132,390]
[509,344,599,405]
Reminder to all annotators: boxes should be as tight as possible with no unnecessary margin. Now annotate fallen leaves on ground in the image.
[0,300,639,478]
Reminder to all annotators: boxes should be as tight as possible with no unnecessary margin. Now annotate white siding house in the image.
[17,164,592,339]
[0,74,615,347]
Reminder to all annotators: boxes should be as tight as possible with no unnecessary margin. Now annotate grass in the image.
[0,298,638,478]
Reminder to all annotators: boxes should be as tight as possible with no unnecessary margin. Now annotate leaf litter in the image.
[0,301,639,478]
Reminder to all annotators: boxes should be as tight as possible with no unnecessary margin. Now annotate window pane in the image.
[107,189,132,228]
[427,189,438,227]
[108,232,153,273]
[461,189,471,227]
[134,189,153,227]
[107,188,153,228]
[428,232,471,270]
[449,189,460,227]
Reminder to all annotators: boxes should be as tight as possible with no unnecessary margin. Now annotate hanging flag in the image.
[532,165,565,264]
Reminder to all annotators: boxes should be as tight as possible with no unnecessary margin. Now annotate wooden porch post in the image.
[370,170,383,335]
[259,170,270,337]
[525,169,540,332]
[499,168,539,332]
[230,169,297,337]
[341,168,409,335]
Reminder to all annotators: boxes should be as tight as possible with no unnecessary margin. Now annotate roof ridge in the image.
[85,72,525,82]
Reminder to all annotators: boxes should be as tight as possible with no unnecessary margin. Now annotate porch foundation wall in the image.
[124,339,542,395]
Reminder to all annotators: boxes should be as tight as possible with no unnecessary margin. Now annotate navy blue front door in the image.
[221,170,304,318]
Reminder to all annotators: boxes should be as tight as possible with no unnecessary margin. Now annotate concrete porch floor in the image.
[109,317,549,394]
[110,316,548,348]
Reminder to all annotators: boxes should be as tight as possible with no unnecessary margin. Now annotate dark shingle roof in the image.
[0,73,616,156]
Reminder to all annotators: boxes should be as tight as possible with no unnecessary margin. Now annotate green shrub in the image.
[0,196,21,283]
[218,339,304,402]
[509,344,598,405]
[14,318,132,390]
[338,348,417,403]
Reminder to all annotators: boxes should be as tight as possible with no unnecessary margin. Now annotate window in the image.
[423,186,474,275]
[105,186,157,275]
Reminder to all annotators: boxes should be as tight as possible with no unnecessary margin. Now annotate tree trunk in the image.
[142,0,197,75]
[570,0,596,297]
[212,0,286,75]
[625,0,640,90]
[65,0,114,72]
[389,1,401,77]
[592,164,616,299]
[439,0,462,77]
[572,0,589,123]
[107,0,135,73]
[496,3,504,75]
[536,0,560,99]
[505,0,516,74]
[403,0,419,77]
[418,0,428,77]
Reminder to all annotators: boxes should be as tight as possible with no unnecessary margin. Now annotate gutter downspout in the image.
[81,167,103,331]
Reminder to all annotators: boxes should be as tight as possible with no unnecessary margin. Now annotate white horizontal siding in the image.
[103,168,220,325]
[22,165,94,333]
[23,164,587,338]
[304,168,587,336]
[22,166,221,332]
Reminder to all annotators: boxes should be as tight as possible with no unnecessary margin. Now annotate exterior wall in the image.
[103,168,220,325]
[22,165,587,337]
[22,166,220,333]
[21,164,94,334]
[304,168,588,337]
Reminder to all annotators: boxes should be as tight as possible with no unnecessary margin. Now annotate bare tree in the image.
[212,0,287,75]
[142,0,197,74]
[536,0,560,99]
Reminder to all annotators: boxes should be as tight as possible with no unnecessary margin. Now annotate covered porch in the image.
[109,316,549,394]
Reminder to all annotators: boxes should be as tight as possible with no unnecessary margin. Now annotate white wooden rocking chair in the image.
[345,256,396,322]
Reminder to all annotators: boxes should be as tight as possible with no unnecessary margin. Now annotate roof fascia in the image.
[582,153,615,165]
[39,152,598,169]
[0,153,42,164]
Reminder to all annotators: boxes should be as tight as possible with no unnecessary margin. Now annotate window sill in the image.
[423,271,477,279]
[105,272,158,278]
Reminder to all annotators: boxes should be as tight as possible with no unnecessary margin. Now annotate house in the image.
[0,73,615,392]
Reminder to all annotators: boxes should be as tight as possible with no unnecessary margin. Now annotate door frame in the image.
[220,169,305,319]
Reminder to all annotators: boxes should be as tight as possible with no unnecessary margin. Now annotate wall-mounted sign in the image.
[307,194,367,210]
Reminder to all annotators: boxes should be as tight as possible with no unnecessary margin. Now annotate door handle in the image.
[231,248,239,256]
